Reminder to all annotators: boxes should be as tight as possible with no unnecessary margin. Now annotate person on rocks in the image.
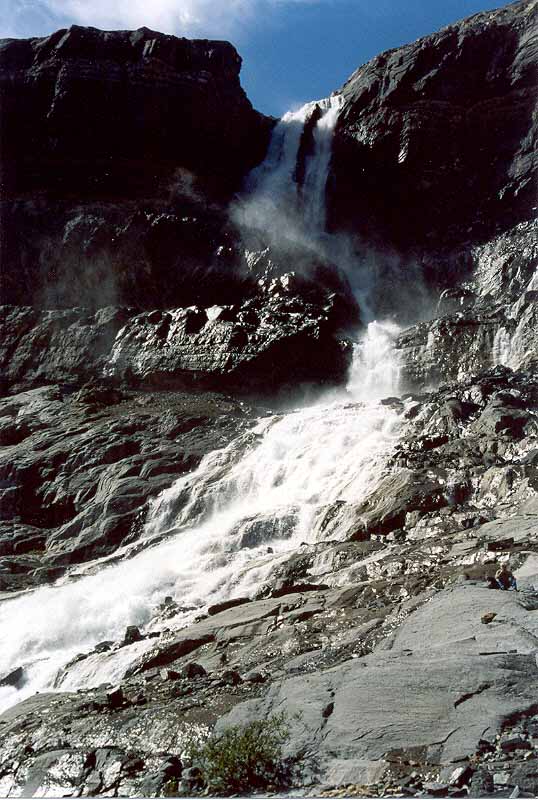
[493,562,517,591]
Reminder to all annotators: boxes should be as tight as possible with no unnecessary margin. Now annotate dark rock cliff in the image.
[330,0,537,254]
[0,25,271,197]
[0,26,273,311]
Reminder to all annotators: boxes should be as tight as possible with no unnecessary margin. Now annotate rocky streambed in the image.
[0,362,537,797]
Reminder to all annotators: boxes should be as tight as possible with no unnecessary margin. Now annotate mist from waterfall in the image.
[0,94,407,714]
[234,95,343,258]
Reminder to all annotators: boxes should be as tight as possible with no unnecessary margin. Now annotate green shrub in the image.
[189,712,292,794]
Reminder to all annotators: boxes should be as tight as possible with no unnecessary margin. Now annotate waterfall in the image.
[0,94,405,713]
[347,321,402,400]
[302,96,343,232]
[236,95,342,247]
[492,327,513,367]
[0,335,403,713]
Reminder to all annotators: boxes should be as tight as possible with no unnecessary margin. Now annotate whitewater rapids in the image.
[0,321,403,712]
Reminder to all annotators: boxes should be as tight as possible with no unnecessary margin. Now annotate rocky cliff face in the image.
[1,276,354,395]
[0,25,270,197]
[397,219,538,390]
[331,0,537,254]
[328,0,538,393]
[0,26,273,310]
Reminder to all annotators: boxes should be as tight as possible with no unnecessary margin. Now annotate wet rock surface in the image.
[0,384,255,590]
[397,221,538,391]
[0,367,536,796]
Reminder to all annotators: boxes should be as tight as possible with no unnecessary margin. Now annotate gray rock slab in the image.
[219,582,538,785]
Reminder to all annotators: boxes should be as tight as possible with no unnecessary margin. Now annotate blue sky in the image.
[2,0,507,115]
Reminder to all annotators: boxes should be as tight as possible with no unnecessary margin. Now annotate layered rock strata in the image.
[1,276,355,394]
[0,25,271,197]
[331,0,537,254]
[0,25,273,310]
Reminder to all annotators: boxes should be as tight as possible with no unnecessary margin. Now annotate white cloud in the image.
[45,0,254,37]
[1,0,329,41]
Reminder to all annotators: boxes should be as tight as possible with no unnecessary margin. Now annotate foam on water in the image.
[0,322,403,711]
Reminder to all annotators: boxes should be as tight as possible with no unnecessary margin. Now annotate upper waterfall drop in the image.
[239,94,343,242]
[302,96,343,233]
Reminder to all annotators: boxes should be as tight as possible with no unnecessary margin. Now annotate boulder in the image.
[207,597,250,616]
[182,662,207,680]
[139,756,183,797]
[123,626,143,646]
[350,469,448,538]
[106,686,125,709]
[0,665,24,688]
[221,669,243,686]
[127,635,214,675]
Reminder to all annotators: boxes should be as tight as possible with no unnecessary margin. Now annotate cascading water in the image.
[0,94,406,714]
[237,95,343,247]
[492,327,513,368]
[0,333,402,713]
[347,321,402,400]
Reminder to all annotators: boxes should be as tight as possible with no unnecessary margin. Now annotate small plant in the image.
[188,712,293,794]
